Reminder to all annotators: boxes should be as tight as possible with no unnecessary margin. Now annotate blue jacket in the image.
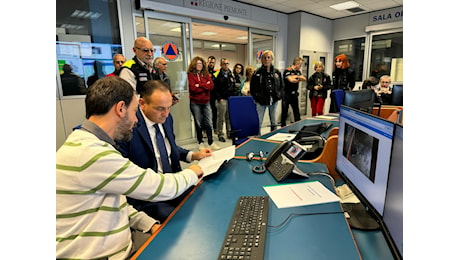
[117,109,190,173]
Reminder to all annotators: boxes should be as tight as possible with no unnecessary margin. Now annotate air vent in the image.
[347,7,365,13]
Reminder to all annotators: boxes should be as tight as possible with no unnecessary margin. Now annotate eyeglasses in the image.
[136,47,154,53]
[115,61,125,64]
[223,62,229,65]
[381,81,390,84]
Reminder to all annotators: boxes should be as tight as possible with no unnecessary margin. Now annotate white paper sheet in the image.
[266,133,297,141]
[314,115,337,120]
[263,181,340,208]
[198,145,235,177]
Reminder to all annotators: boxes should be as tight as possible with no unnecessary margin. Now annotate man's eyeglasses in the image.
[136,47,154,53]
[223,62,229,65]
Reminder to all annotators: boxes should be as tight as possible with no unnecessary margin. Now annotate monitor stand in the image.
[342,203,380,230]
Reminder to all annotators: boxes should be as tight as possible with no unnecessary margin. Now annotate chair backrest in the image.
[331,89,345,112]
[391,84,403,106]
[304,135,339,178]
[343,89,375,113]
[228,96,260,146]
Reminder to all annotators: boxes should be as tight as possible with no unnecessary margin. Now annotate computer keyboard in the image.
[217,196,269,260]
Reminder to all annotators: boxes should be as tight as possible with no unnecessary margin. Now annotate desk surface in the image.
[134,118,395,260]
[136,159,361,260]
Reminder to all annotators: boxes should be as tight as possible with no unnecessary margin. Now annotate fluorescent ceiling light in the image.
[235,36,248,40]
[330,1,360,11]
[70,9,101,19]
[201,32,217,36]
[170,27,189,32]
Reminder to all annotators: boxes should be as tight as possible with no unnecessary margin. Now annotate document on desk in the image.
[198,145,235,178]
[314,115,337,120]
[263,181,340,208]
[267,133,296,141]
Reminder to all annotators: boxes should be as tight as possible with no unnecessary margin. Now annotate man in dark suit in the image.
[117,80,212,222]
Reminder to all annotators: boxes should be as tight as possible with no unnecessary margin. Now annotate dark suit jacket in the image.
[117,109,190,173]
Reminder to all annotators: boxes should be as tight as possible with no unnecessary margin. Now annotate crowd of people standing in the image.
[57,36,397,260]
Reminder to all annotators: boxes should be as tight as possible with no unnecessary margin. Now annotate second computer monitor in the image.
[382,123,403,259]
[336,105,395,217]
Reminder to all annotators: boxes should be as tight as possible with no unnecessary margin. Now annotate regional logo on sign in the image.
[162,41,180,61]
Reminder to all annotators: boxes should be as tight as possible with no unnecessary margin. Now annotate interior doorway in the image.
[299,51,328,117]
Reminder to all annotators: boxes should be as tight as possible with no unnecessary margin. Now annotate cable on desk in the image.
[308,171,336,189]
[267,211,344,229]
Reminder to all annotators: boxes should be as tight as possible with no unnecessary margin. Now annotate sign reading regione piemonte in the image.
[162,41,180,61]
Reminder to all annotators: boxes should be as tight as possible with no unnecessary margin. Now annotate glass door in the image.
[249,29,275,68]
[136,11,194,143]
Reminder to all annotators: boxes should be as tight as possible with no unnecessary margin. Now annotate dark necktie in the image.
[153,124,172,173]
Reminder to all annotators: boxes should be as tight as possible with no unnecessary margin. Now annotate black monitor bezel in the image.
[336,105,402,259]
[379,123,403,260]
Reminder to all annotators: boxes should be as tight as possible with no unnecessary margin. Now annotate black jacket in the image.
[120,56,159,94]
[250,65,284,105]
[332,68,355,91]
[213,69,236,100]
[307,72,332,98]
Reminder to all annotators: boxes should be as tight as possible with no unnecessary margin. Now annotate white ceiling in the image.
[236,0,403,19]
[57,0,403,45]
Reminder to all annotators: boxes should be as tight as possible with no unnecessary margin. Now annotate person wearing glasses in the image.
[374,75,393,105]
[106,54,126,77]
[119,37,159,94]
[213,58,236,142]
[153,57,170,88]
[153,56,180,106]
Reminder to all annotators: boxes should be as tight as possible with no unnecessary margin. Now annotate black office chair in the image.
[343,89,376,113]
[228,96,260,146]
[391,84,403,106]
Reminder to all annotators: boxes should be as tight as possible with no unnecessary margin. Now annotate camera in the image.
[224,15,229,20]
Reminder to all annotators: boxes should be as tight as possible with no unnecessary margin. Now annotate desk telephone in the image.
[264,140,307,181]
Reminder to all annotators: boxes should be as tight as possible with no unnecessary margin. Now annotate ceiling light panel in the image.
[330,1,360,11]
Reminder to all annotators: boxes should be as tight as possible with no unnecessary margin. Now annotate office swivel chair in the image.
[331,89,345,112]
[304,134,339,178]
[391,85,403,106]
[343,89,376,114]
[227,96,260,146]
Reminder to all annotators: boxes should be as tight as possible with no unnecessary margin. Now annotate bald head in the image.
[133,37,154,65]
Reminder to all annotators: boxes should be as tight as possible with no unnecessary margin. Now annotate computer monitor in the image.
[343,89,376,113]
[391,84,403,106]
[336,105,395,229]
[381,123,403,259]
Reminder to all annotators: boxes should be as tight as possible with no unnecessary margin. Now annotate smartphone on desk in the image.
[265,140,306,181]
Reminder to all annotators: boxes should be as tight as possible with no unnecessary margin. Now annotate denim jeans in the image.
[256,100,279,131]
[190,102,214,145]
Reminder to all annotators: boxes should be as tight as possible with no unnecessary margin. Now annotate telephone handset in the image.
[264,140,307,181]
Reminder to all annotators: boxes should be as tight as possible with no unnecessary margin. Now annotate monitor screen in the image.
[382,123,403,259]
[336,105,395,217]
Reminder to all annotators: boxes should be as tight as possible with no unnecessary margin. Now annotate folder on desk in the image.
[198,145,235,178]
